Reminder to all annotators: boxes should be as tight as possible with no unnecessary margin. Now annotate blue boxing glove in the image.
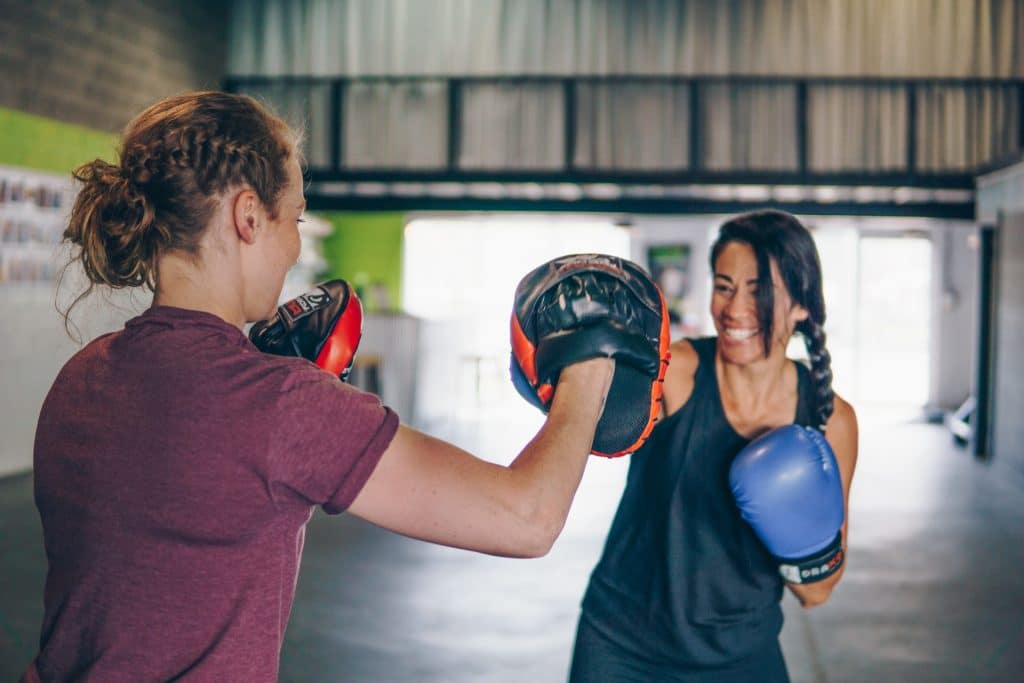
[729,424,845,584]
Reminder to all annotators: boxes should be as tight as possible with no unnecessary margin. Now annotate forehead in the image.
[714,241,757,272]
[714,241,783,282]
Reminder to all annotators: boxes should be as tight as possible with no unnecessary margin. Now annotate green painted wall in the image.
[0,111,407,313]
[317,212,405,312]
[0,107,118,174]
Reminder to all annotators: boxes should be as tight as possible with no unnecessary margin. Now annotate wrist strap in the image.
[778,532,844,584]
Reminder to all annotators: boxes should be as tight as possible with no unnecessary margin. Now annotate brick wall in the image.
[0,0,228,133]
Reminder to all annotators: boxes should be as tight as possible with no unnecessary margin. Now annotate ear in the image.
[231,189,262,245]
[789,303,810,326]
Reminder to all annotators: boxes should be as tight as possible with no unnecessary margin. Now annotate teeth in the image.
[725,328,758,340]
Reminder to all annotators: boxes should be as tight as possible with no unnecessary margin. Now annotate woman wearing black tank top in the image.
[570,210,859,682]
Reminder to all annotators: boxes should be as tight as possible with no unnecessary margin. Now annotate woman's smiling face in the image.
[711,240,807,365]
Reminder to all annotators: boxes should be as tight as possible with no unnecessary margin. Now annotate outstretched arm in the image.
[346,358,614,558]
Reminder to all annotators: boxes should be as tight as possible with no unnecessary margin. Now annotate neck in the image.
[152,252,245,329]
[717,348,792,412]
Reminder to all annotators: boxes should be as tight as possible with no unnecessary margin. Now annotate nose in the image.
[724,288,755,321]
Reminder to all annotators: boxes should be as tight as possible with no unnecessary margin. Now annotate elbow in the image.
[504,497,564,559]
[532,516,564,557]
[519,509,564,559]
[798,586,833,609]
[516,531,557,559]
[791,575,840,609]
[494,525,558,559]
[494,461,575,558]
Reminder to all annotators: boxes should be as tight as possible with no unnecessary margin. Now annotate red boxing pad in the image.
[249,280,363,382]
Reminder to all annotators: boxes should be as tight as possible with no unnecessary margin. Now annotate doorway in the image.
[854,232,933,410]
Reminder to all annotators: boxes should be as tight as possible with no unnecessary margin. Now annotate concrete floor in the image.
[2,410,1023,682]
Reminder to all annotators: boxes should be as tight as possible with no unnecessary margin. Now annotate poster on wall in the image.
[0,165,75,285]
[647,243,700,336]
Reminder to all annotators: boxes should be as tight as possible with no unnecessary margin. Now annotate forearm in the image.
[347,359,612,558]
[504,359,613,548]
[786,521,848,608]
[788,398,858,608]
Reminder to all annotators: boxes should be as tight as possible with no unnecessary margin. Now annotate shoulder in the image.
[824,393,858,476]
[668,337,699,373]
[238,345,317,386]
[247,351,399,457]
[46,331,121,395]
[234,348,348,413]
[67,330,119,364]
[662,337,702,415]
[261,352,394,417]
[826,394,858,440]
[243,354,399,513]
[243,350,365,406]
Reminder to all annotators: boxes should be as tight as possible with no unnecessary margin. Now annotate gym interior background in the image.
[1,1,1022,681]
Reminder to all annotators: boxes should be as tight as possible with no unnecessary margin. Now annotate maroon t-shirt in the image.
[28,306,399,681]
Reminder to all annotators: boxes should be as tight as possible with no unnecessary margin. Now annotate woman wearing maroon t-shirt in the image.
[25,92,614,682]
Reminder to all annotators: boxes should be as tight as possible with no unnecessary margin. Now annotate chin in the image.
[245,298,278,324]
[716,333,766,365]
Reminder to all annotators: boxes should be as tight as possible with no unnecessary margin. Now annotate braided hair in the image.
[62,92,298,327]
[710,210,834,431]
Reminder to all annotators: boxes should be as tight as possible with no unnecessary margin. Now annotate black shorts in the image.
[568,614,791,683]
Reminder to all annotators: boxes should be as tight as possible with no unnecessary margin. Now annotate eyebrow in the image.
[714,274,759,286]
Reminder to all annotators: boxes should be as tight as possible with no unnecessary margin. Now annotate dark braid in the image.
[798,318,834,430]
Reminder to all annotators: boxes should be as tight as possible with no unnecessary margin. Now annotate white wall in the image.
[929,222,981,412]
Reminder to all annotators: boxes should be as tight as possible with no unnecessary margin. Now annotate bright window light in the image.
[403,215,631,429]
[404,215,631,346]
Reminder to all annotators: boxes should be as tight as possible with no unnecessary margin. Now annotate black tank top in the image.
[580,337,817,669]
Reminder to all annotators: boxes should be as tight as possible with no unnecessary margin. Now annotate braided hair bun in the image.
[62,92,298,320]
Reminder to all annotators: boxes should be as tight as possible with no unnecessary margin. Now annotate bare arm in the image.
[660,339,698,417]
[787,394,859,607]
[346,358,615,558]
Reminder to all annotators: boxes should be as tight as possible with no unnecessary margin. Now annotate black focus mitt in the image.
[509,254,670,457]
[249,280,363,382]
